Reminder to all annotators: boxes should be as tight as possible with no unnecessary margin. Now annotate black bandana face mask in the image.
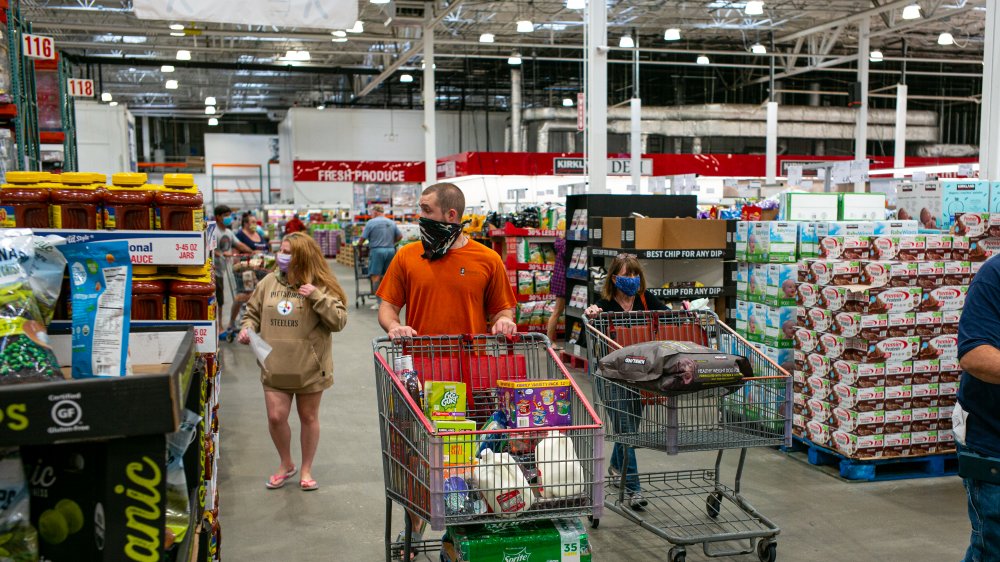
[419,217,466,260]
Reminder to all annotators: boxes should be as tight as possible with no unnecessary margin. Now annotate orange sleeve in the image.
[485,256,517,316]
[375,248,407,308]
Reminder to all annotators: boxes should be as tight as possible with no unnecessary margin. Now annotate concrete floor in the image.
[218,262,971,561]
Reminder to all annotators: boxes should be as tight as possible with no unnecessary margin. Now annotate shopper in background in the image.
[376,183,517,543]
[212,205,252,339]
[238,232,348,492]
[359,205,402,310]
[236,213,269,253]
[284,212,307,235]
[954,256,1000,561]
[377,183,517,338]
[585,253,667,510]
[546,236,568,350]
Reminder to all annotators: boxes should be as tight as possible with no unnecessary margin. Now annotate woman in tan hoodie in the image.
[239,232,348,491]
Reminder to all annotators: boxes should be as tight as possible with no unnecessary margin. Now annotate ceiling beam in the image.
[870,1,979,38]
[775,0,916,43]
[351,0,464,102]
[61,53,381,75]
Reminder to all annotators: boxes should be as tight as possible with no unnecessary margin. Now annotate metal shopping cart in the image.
[373,333,604,562]
[584,310,791,562]
[353,242,375,308]
[220,253,274,342]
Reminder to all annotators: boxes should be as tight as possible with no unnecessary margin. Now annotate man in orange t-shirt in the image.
[377,183,517,338]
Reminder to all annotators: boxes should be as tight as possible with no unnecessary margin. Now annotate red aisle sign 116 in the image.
[22,34,55,60]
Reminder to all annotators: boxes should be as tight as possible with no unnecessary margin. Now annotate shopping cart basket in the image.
[220,253,273,342]
[584,310,791,562]
[373,333,604,562]
[354,242,374,308]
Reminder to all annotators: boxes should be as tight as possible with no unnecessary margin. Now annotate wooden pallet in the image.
[559,350,587,371]
[787,436,958,482]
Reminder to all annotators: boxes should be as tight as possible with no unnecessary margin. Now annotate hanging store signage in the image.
[66,78,95,98]
[22,33,55,60]
[553,158,653,176]
[576,93,585,131]
[293,160,424,183]
[133,0,357,30]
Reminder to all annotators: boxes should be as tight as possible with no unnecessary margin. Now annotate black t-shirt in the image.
[595,290,667,313]
[958,257,1000,458]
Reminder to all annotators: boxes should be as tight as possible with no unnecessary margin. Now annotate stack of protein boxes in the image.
[735,218,978,460]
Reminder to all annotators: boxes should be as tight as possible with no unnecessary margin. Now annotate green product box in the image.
[748,264,769,304]
[433,419,477,465]
[424,381,468,420]
[443,518,592,562]
[765,263,799,306]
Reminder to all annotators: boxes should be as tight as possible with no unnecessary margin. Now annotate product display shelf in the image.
[33,225,216,267]
[565,229,588,242]
[488,224,562,238]
[491,221,564,334]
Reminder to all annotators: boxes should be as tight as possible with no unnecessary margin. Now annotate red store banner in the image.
[293,160,425,183]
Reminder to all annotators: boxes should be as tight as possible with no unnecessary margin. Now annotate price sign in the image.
[22,34,55,60]
[66,78,95,98]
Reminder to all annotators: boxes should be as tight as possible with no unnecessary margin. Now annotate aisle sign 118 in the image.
[22,33,55,60]
[67,78,95,98]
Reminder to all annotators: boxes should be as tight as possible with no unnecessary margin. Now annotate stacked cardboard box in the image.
[793,219,970,460]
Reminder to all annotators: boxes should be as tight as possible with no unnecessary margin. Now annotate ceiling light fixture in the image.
[901,3,921,19]
[619,34,635,48]
[208,117,219,126]
[283,50,311,61]
[205,106,216,115]
[751,42,766,54]
[101,92,112,102]
[348,20,364,33]
[400,73,414,83]
[562,97,574,107]
[479,33,494,43]
[508,52,522,65]
[205,96,216,106]
[165,79,179,89]
[371,0,390,4]
[566,0,585,10]
[664,28,681,41]
[696,54,710,65]
[938,32,954,45]
[332,37,348,43]
[169,24,184,31]
[869,49,884,62]
[161,65,175,73]
[745,1,764,16]
[176,50,191,61]
[109,101,119,107]
[170,32,185,37]
[517,20,533,33]
[332,30,347,38]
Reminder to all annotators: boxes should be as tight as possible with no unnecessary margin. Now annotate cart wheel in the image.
[668,546,686,562]
[756,539,777,562]
[706,492,723,519]
[588,516,599,529]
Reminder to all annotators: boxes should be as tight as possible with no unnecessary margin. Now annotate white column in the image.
[141,115,151,163]
[586,0,608,193]
[980,1,1000,181]
[630,97,641,191]
[511,67,522,152]
[766,101,778,183]
[423,16,436,186]
[855,16,870,193]
[894,83,908,177]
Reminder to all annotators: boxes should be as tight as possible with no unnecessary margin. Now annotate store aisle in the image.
[218,262,971,562]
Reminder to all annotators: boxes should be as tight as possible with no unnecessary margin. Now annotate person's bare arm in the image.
[379,301,418,339]
[961,344,1000,384]
[490,308,517,335]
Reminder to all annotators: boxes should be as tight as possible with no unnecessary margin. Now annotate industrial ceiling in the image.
[22,0,989,119]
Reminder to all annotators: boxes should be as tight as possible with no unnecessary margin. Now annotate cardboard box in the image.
[870,235,925,262]
[884,409,914,433]
[864,336,921,363]
[919,285,967,312]
[818,235,871,260]
[942,180,991,230]
[887,312,917,337]
[885,384,914,410]
[498,380,573,429]
[991,181,1000,213]
[794,328,820,353]
[799,222,819,259]
[434,419,477,465]
[953,212,991,239]
[873,220,919,235]
[749,263,769,303]
[735,299,749,334]
[944,261,972,286]
[764,345,796,374]
[805,353,834,378]
[858,261,918,288]
[765,263,799,306]
[803,307,836,333]
[914,310,943,336]
[884,362,916,387]
[796,282,819,308]
[830,311,887,339]
[832,360,887,387]
[661,218,728,250]
[736,221,750,260]
[764,305,797,348]
[815,221,878,237]
[925,234,953,260]
[832,407,885,435]
[807,375,835,400]
[882,432,913,457]
[805,419,835,447]
[840,193,886,221]
[748,221,799,263]
[782,192,839,221]
[832,383,885,411]
[445,519,592,562]
[807,399,836,424]
[832,431,884,459]
[805,259,862,286]
[842,286,923,314]
[917,261,945,292]
[918,334,959,361]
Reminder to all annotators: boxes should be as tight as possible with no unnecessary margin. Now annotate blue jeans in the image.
[601,380,644,493]
[963,451,1000,562]
[610,443,640,493]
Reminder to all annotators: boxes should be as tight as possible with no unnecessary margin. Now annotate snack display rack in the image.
[489,223,564,333]
[0,226,224,562]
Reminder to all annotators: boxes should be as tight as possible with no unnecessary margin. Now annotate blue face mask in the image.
[613,275,641,297]
[222,216,233,227]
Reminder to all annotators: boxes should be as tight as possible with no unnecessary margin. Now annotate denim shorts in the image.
[368,247,396,277]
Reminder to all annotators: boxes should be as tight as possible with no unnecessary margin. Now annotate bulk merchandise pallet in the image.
[785,436,959,482]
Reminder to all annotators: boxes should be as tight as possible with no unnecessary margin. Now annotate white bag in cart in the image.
[535,430,585,499]
[473,450,535,515]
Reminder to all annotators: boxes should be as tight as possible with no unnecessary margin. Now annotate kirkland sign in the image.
[553,158,653,175]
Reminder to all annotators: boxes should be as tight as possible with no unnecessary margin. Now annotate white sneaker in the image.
[627,492,648,510]
[369,303,380,310]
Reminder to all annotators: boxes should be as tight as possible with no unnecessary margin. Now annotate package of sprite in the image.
[443,518,591,562]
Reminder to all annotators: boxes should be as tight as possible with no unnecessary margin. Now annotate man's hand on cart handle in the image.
[298,284,316,298]
[388,324,419,339]
[584,305,603,317]
[238,327,252,345]
[492,316,518,336]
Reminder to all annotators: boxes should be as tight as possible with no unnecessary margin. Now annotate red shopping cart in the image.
[372,333,604,561]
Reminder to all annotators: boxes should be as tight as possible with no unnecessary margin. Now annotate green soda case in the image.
[443,518,592,562]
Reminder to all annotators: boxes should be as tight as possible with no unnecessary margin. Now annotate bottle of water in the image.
[393,355,422,409]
